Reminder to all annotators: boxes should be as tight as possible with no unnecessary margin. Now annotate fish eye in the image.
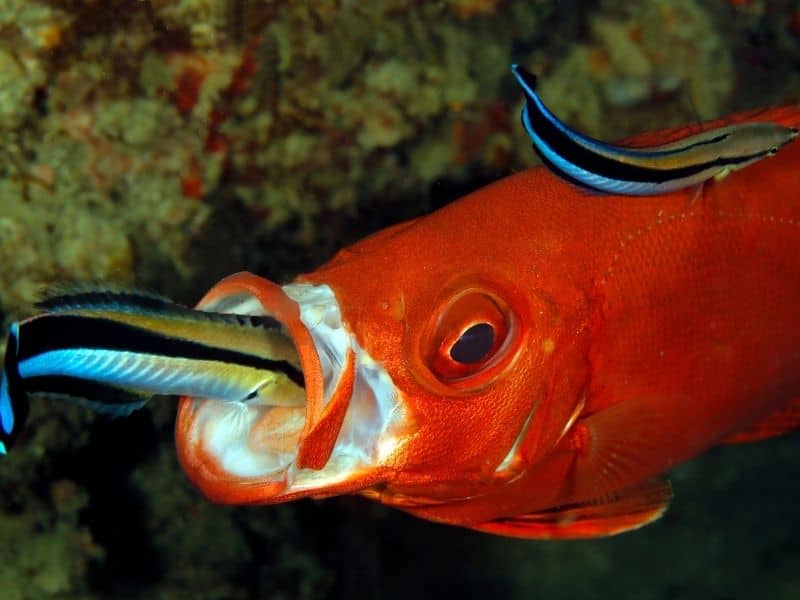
[450,323,495,364]
[423,289,517,387]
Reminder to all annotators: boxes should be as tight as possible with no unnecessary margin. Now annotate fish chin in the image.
[175,274,407,504]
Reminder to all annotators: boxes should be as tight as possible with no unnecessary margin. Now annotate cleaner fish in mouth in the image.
[0,287,305,455]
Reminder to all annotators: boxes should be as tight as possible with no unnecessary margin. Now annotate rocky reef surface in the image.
[0,1,799,598]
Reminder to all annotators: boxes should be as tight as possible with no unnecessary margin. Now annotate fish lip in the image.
[175,272,406,504]
[175,272,325,503]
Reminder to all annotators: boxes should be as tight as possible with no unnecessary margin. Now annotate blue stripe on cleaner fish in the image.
[1,323,24,455]
[510,64,798,195]
[0,287,304,454]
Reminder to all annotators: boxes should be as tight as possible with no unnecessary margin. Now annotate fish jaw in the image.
[175,272,408,504]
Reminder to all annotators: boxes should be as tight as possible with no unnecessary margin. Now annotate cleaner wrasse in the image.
[511,64,798,195]
[175,103,800,539]
[0,288,304,454]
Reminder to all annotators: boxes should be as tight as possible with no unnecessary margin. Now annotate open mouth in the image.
[175,273,406,503]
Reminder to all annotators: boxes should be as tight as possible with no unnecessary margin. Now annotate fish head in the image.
[176,181,584,509]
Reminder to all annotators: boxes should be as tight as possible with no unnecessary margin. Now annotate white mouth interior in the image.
[190,284,404,493]
[194,373,306,478]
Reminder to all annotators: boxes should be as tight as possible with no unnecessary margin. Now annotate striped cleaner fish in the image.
[0,287,304,454]
[511,64,799,195]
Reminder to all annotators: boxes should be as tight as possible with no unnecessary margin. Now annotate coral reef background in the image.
[0,0,799,598]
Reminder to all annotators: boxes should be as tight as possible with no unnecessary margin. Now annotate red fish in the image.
[175,106,800,539]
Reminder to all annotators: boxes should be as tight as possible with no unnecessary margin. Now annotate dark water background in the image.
[0,1,799,598]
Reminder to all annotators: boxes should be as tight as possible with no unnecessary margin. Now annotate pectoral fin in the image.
[468,478,672,540]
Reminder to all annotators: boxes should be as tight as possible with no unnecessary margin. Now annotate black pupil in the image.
[450,323,495,364]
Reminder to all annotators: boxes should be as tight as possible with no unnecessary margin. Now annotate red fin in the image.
[469,479,672,540]
[565,398,678,502]
[721,398,800,444]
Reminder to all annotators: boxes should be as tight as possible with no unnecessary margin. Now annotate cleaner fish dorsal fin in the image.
[36,284,281,331]
[37,283,177,314]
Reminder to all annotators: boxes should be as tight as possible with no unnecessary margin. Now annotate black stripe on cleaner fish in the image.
[0,286,305,454]
[510,64,799,195]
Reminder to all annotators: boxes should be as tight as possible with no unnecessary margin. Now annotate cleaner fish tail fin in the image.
[1,323,29,454]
